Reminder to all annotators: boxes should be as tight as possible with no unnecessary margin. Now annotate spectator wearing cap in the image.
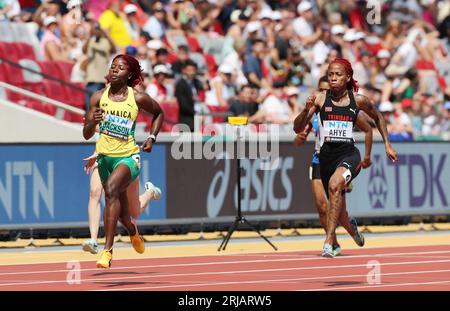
[61,0,84,40]
[120,0,149,27]
[378,100,413,141]
[175,59,205,131]
[123,3,141,43]
[378,100,395,131]
[146,64,172,104]
[329,24,345,51]
[205,63,238,107]
[142,1,168,39]
[226,10,250,44]
[292,1,321,47]
[243,38,270,89]
[98,0,133,48]
[285,86,301,121]
[390,102,414,141]
[40,16,71,62]
[258,9,275,46]
[339,29,363,64]
[372,49,391,90]
[146,39,164,64]
[244,20,263,54]
[82,22,116,111]
[125,45,138,56]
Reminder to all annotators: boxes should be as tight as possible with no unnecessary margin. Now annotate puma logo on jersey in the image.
[349,108,356,114]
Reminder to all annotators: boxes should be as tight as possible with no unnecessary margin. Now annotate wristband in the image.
[149,134,156,142]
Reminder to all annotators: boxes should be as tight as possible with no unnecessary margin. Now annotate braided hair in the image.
[105,54,144,87]
[329,58,359,92]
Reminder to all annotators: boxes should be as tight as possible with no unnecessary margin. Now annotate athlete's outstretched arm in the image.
[356,111,373,168]
[356,95,398,162]
[293,93,321,133]
[135,91,164,152]
[83,90,104,140]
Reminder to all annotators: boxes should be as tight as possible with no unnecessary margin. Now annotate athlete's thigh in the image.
[106,164,133,194]
[337,149,361,184]
[329,166,349,189]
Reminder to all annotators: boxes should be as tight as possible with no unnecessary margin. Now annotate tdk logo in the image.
[368,154,388,209]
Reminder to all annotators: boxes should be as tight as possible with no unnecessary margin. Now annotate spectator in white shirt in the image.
[142,1,167,39]
[292,1,321,47]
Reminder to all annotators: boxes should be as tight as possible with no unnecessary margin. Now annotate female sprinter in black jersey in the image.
[294,58,398,257]
[295,75,374,257]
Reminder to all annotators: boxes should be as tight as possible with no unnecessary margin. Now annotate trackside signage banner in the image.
[1,142,449,228]
[0,144,166,227]
[166,143,316,218]
[348,142,450,217]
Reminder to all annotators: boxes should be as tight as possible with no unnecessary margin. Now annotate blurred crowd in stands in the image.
[1,0,450,139]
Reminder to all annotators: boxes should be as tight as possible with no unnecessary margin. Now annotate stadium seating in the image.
[160,102,179,132]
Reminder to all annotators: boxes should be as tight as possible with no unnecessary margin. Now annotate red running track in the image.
[0,244,450,291]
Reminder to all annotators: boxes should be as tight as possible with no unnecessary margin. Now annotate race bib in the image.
[323,120,354,143]
[99,114,134,141]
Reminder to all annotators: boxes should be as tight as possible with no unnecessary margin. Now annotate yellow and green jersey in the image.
[96,86,140,157]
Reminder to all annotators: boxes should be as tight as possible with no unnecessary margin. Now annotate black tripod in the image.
[218,125,277,251]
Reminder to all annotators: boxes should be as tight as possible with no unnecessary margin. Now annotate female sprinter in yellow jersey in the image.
[83,54,164,268]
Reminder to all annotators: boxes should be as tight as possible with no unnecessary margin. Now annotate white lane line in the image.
[1,244,449,266]
[97,269,450,291]
[300,280,450,291]
[1,249,450,277]
[1,259,450,288]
